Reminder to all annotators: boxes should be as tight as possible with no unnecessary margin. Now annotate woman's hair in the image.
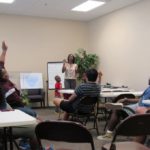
[67,54,75,64]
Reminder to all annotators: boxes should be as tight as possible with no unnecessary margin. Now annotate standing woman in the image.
[62,54,78,89]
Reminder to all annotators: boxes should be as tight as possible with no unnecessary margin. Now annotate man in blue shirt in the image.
[97,85,150,142]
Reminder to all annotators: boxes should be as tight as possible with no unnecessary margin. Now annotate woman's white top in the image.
[64,63,78,79]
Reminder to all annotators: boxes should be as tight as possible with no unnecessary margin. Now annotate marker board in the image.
[47,62,65,89]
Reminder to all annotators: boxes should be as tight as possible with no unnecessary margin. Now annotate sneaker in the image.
[19,138,31,150]
[19,143,30,150]
[55,107,61,113]
[105,102,123,110]
[43,144,54,150]
[97,132,113,141]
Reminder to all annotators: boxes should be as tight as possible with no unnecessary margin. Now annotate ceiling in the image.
[0,0,142,21]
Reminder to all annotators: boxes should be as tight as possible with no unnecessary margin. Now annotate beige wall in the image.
[88,0,150,90]
[0,14,89,105]
[1,0,150,105]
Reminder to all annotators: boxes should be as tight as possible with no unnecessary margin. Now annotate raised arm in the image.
[0,41,8,63]
[62,59,67,73]
[96,71,103,84]
[75,64,78,74]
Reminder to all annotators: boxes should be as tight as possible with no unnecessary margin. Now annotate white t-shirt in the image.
[64,63,78,79]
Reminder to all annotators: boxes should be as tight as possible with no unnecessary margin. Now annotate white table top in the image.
[0,109,37,127]
[100,91,143,98]
[59,89,74,94]
[102,87,129,92]
[59,89,143,98]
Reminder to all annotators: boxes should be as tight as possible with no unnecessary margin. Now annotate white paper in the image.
[20,73,43,89]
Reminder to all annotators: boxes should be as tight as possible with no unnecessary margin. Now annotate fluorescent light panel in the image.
[0,0,15,4]
[72,0,105,12]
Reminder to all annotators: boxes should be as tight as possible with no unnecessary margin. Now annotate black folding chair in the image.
[103,93,136,131]
[102,113,150,150]
[69,96,99,135]
[112,93,136,103]
[35,120,95,150]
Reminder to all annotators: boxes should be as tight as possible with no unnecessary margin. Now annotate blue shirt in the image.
[138,86,150,107]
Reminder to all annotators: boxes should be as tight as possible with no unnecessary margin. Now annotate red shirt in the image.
[55,82,62,97]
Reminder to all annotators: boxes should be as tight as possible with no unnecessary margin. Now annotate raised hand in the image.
[63,59,67,63]
[2,41,8,51]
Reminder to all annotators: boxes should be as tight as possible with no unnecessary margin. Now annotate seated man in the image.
[53,68,101,120]
[97,83,150,143]
[0,41,36,117]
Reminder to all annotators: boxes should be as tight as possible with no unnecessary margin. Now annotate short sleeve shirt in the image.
[0,61,24,107]
[55,82,62,97]
[72,82,101,109]
[138,86,150,107]
[64,63,78,79]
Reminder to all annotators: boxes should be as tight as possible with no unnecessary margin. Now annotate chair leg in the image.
[43,99,45,107]
[13,140,21,150]
[41,101,42,108]
[95,119,99,135]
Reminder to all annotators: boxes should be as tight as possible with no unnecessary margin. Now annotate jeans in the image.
[16,106,37,117]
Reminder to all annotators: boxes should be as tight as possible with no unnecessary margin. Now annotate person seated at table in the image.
[53,68,101,120]
[0,87,40,150]
[0,41,36,117]
[97,82,150,143]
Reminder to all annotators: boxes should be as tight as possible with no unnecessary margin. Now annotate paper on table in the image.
[142,100,150,105]
[105,102,123,110]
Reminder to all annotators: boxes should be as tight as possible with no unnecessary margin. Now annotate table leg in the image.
[3,127,7,150]
[8,127,13,150]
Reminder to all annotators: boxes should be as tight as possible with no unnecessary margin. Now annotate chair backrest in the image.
[27,89,42,95]
[113,93,135,103]
[75,96,99,114]
[112,113,150,143]
[35,120,95,150]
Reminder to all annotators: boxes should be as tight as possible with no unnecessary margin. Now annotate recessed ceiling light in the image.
[0,0,15,4]
[72,0,105,12]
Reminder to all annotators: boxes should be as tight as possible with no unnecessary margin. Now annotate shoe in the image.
[19,143,30,150]
[19,138,31,150]
[43,144,54,150]
[97,132,113,141]
[55,107,61,113]
[105,102,123,110]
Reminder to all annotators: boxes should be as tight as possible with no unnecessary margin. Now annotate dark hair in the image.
[67,54,75,64]
[0,69,8,82]
[0,87,5,103]
[85,68,98,82]
[0,69,3,80]
[55,75,60,80]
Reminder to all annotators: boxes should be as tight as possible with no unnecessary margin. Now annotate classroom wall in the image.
[88,0,150,91]
[0,14,89,105]
[1,0,149,105]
